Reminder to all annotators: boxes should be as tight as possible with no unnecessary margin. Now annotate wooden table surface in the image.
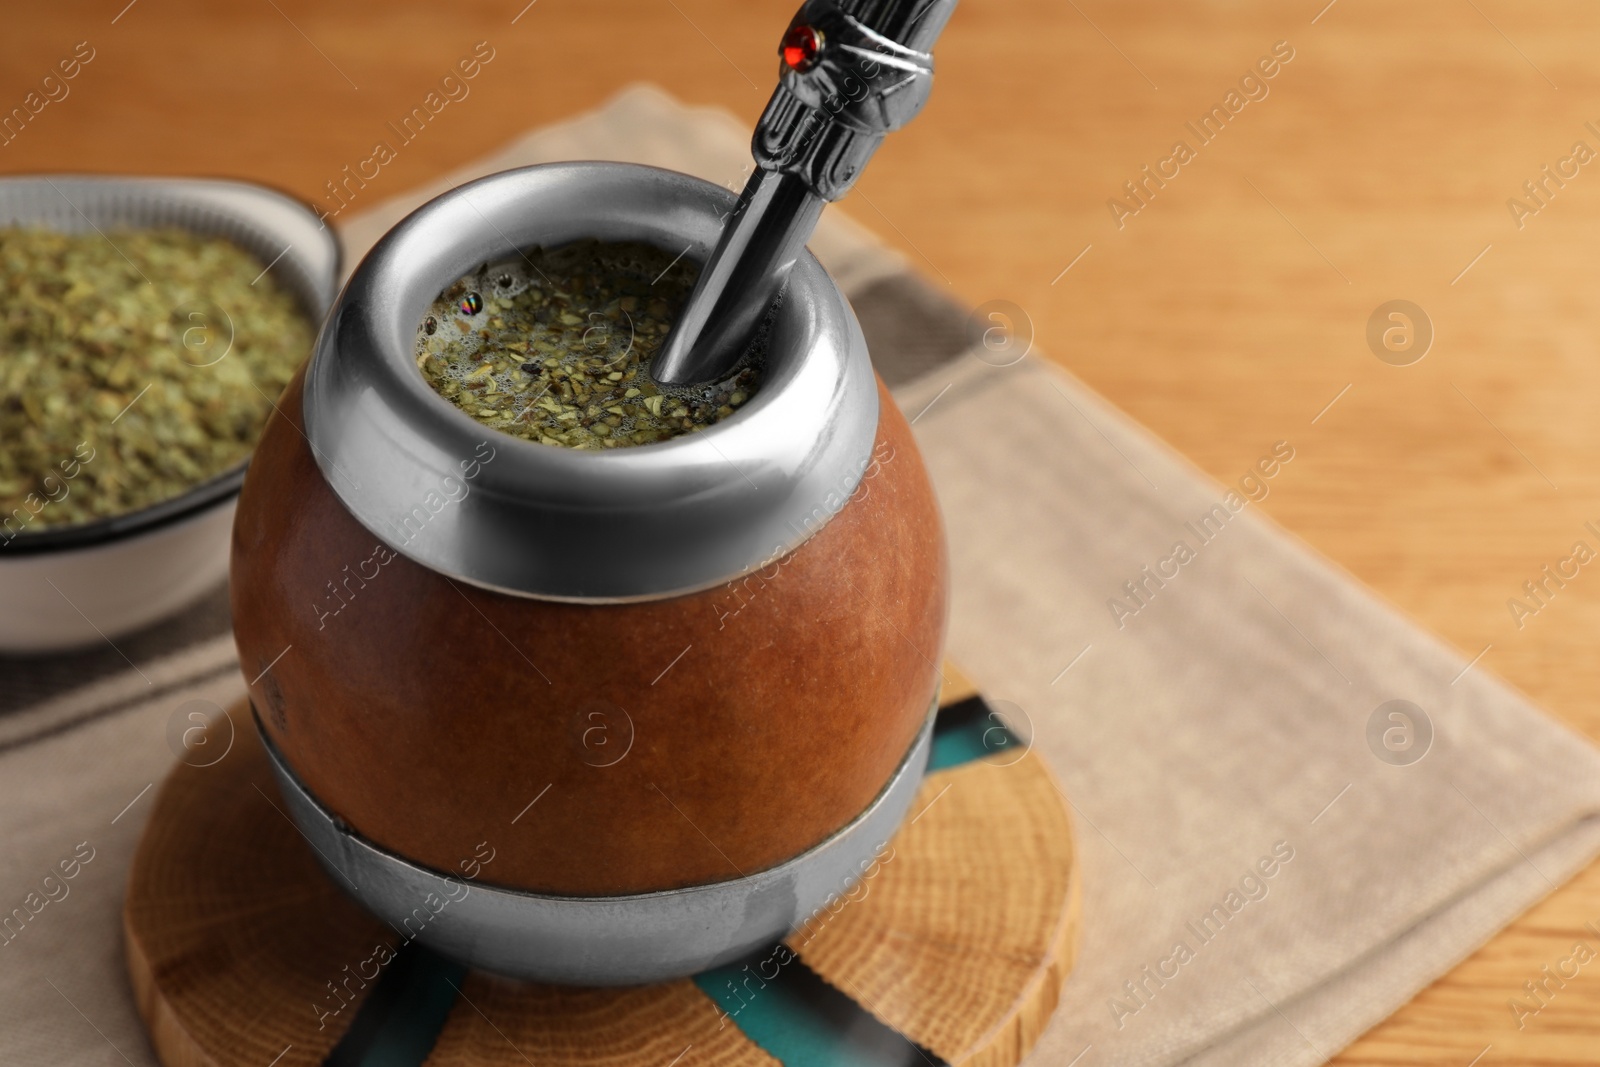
[5,0,1600,1062]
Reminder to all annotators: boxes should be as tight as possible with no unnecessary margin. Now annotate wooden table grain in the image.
[5,0,1600,1062]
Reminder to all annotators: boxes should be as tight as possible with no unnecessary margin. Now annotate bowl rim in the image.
[0,173,340,557]
[1,462,246,556]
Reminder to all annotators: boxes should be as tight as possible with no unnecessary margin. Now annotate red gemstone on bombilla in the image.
[782,24,823,72]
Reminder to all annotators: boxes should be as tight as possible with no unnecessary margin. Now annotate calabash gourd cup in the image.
[231,161,948,985]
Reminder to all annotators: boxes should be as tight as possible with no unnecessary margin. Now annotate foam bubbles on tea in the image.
[416,240,762,449]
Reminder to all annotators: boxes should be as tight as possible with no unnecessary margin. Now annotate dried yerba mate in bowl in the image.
[0,226,313,531]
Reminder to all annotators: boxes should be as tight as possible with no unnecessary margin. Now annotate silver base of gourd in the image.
[257,702,933,986]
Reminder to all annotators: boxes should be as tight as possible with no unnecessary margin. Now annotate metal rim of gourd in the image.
[303,162,879,602]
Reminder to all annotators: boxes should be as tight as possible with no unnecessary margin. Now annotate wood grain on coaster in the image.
[125,684,1077,1067]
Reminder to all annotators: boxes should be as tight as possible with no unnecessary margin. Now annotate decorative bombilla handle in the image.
[650,0,958,387]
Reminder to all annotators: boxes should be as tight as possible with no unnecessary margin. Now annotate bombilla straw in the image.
[650,0,959,387]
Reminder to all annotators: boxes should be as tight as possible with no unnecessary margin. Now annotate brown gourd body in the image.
[232,369,947,896]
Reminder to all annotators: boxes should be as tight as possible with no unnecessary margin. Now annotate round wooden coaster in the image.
[126,695,1078,1067]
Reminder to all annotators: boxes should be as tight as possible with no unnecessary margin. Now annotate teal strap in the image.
[694,951,940,1067]
[323,942,466,1067]
[927,695,1018,771]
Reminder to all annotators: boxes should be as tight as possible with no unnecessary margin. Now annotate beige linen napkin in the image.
[4,85,1600,1067]
[895,357,1600,1066]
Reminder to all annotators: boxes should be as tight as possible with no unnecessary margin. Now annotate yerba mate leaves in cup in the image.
[415,240,763,450]
[0,227,313,531]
